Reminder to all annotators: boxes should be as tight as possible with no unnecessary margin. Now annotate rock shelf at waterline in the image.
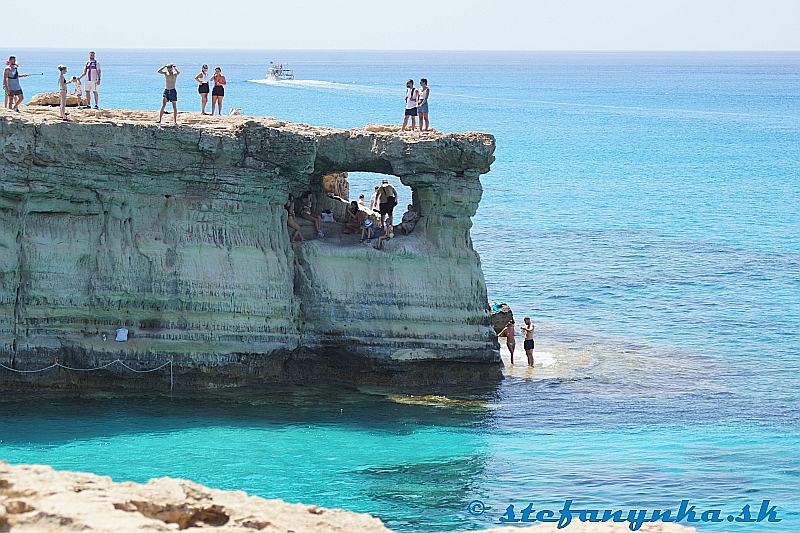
[0,107,500,390]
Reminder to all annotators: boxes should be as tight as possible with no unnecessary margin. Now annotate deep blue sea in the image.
[1,50,799,532]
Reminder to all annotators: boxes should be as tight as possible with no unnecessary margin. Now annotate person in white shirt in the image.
[401,79,418,132]
[78,50,101,109]
[70,76,82,97]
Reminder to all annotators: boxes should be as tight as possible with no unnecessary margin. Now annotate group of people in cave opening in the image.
[284,178,421,250]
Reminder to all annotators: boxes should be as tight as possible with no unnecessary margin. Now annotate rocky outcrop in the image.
[28,92,83,107]
[0,462,391,532]
[0,107,500,390]
[0,462,697,533]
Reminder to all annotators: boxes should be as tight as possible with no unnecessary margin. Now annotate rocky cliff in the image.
[0,108,500,390]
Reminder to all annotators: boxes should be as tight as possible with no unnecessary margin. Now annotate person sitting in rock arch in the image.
[299,191,325,238]
[342,200,364,234]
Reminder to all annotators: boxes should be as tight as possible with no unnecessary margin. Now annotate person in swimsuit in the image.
[369,185,380,212]
[395,204,419,235]
[3,56,29,112]
[343,201,363,234]
[57,65,70,121]
[285,194,304,243]
[520,316,535,367]
[299,191,324,238]
[157,64,180,125]
[70,76,83,97]
[498,320,517,365]
[195,65,210,115]
[417,78,430,131]
[78,51,101,109]
[402,79,418,131]
[211,67,226,116]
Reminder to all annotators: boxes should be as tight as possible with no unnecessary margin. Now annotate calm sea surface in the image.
[1,50,799,531]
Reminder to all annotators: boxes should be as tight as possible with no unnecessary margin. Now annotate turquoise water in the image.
[2,50,799,531]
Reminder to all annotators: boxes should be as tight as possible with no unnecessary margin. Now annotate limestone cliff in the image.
[0,107,500,390]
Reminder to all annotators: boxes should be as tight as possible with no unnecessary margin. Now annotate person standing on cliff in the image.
[57,65,70,121]
[417,78,430,131]
[157,64,180,125]
[402,79,418,131]
[78,51,101,109]
[377,179,398,232]
[3,56,29,112]
[520,316,535,367]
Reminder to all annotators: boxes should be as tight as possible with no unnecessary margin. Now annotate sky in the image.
[2,0,799,50]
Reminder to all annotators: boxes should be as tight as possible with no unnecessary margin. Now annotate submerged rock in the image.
[0,108,501,390]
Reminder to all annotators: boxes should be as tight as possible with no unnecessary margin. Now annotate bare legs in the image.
[525,348,534,367]
[402,114,417,131]
[11,94,23,111]
[201,93,208,114]
[212,95,223,115]
[507,341,515,365]
[419,112,429,131]
[83,90,98,108]
[158,98,178,124]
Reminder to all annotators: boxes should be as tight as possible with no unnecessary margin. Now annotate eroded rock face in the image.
[0,108,501,390]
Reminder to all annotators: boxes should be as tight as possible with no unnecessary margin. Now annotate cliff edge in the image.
[0,108,500,390]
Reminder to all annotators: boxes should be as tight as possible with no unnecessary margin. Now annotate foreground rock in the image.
[0,462,696,533]
[0,107,500,390]
[0,462,390,532]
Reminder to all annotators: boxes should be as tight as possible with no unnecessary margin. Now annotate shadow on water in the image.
[0,385,501,446]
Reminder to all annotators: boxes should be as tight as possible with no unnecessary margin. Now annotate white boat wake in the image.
[247,78,387,94]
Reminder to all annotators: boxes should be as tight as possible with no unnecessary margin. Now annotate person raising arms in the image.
[157,64,180,125]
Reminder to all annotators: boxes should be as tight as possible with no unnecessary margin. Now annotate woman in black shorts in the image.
[211,67,226,116]
[194,64,210,115]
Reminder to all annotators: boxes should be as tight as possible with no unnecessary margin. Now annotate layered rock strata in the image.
[0,108,500,389]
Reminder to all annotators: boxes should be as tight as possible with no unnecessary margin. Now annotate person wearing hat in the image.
[360,216,376,244]
[157,63,180,125]
[57,64,70,121]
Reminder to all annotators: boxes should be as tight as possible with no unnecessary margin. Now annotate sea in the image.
[1,49,799,532]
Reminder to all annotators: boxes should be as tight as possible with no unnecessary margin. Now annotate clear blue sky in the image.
[4,0,799,50]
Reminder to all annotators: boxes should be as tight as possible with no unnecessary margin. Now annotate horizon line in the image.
[7,47,800,53]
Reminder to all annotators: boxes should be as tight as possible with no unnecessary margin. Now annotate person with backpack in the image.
[377,178,398,232]
[401,79,418,131]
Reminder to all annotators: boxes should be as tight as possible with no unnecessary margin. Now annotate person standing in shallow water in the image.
[498,320,516,365]
[402,79,418,131]
[417,78,430,131]
[157,64,180,125]
[195,65,210,115]
[520,316,535,367]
